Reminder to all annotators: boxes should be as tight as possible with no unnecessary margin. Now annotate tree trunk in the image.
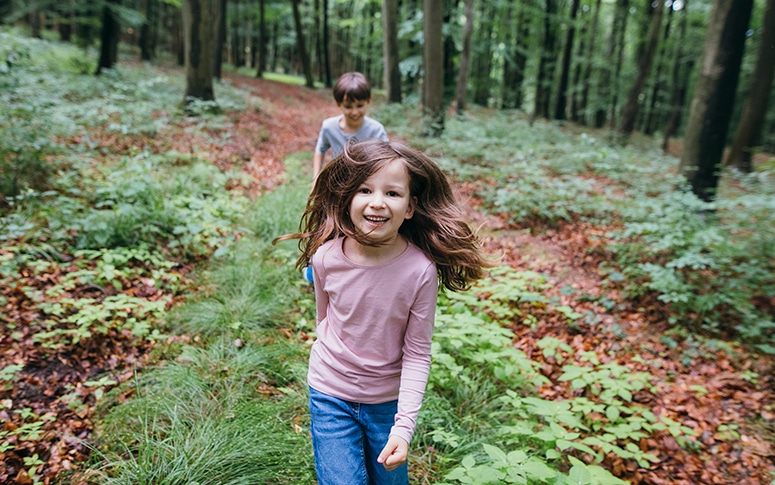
[643,5,674,135]
[422,0,444,136]
[290,0,314,88]
[554,0,579,120]
[140,0,157,61]
[662,1,691,153]
[256,0,266,77]
[471,1,494,106]
[579,0,602,124]
[618,0,664,137]
[30,10,42,38]
[502,0,530,110]
[0,1,11,25]
[382,0,402,102]
[183,0,220,103]
[95,0,120,75]
[726,0,775,172]
[532,0,558,121]
[213,0,226,79]
[323,0,331,86]
[679,0,753,202]
[455,0,475,114]
[570,3,588,122]
[595,0,630,128]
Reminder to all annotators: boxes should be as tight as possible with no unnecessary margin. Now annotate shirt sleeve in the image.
[312,249,329,325]
[390,264,438,444]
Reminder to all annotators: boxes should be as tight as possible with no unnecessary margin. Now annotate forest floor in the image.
[2,73,774,485]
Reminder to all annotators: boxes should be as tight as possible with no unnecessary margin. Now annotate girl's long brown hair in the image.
[273,139,491,292]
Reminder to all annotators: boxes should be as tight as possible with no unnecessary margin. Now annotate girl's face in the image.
[349,159,414,246]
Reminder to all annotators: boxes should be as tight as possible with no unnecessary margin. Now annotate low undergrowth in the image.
[397,108,775,353]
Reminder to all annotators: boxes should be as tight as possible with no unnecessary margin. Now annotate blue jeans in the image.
[309,387,409,485]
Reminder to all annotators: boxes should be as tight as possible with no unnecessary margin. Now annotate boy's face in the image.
[338,97,370,125]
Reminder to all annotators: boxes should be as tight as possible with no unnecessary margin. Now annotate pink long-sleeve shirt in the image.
[308,237,438,444]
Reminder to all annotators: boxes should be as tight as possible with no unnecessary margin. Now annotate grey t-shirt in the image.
[315,115,389,157]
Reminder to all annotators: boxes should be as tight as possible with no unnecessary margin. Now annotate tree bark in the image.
[662,1,691,153]
[570,3,588,121]
[618,0,664,137]
[454,0,475,114]
[140,0,157,61]
[643,5,674,135]
[554,0,579,120]
[422,0,444,136]
[502,0,530,110]
[579,0,602,124]
[96,0,120,75]
[382,0,402,102]
[596,0,628,128]
[256,0,266,77]
[213,0,226,79]
[679,0,753,201]
[183,0,220,103]
[532,0,558,121]
[322,0,331,86]
[471,1,494,106]
[290,0,314,88]
[726,0,775,172]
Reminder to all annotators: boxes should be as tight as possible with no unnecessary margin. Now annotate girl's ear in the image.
[405,196,417,220]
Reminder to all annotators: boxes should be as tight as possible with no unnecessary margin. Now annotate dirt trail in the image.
[225,74,774,484]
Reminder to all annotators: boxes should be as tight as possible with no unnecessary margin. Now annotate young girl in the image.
[276,139,489,484]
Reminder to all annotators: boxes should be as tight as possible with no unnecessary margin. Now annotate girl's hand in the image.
[377,436,408,471]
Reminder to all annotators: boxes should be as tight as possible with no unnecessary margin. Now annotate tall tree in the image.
[662,1,691,153]
[382,0,402,102]
[95,0,121,75]
[255,0,266,77]
[471,1,494,106]
[679,0,753,201]
[213,0,226,79]
[726,0,775,172]
[532,0,558,121]
[423,0,444,136]
[596,0,629,127]
[182,0,221,104]
[0,0,11,24]
[554,0,579,121]
[139,0,158,61]
[454,0,475,114]
[618,0,664,137]
[290,0,314,88]
[322,0,331,86]
[643,4,674,135]
[502,0,531,110]
[578,0,602,124]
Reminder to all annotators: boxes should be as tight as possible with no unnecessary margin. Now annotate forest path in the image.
[225,73,774,485]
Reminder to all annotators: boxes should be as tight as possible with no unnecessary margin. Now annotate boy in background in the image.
[313,72,388,180]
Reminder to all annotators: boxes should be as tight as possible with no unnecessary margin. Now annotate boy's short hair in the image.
[332,72,372,104]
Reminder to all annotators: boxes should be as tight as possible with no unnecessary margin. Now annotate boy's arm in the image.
[313,151,324,180]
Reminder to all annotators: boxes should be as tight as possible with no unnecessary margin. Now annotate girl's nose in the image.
[369,194,386,208]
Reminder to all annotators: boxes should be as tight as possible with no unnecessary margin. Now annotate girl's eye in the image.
[387,191,400,197]
[358,187,371,194]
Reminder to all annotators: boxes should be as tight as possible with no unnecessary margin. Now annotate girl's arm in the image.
[390,266,438,445]
[312,255,328,324]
